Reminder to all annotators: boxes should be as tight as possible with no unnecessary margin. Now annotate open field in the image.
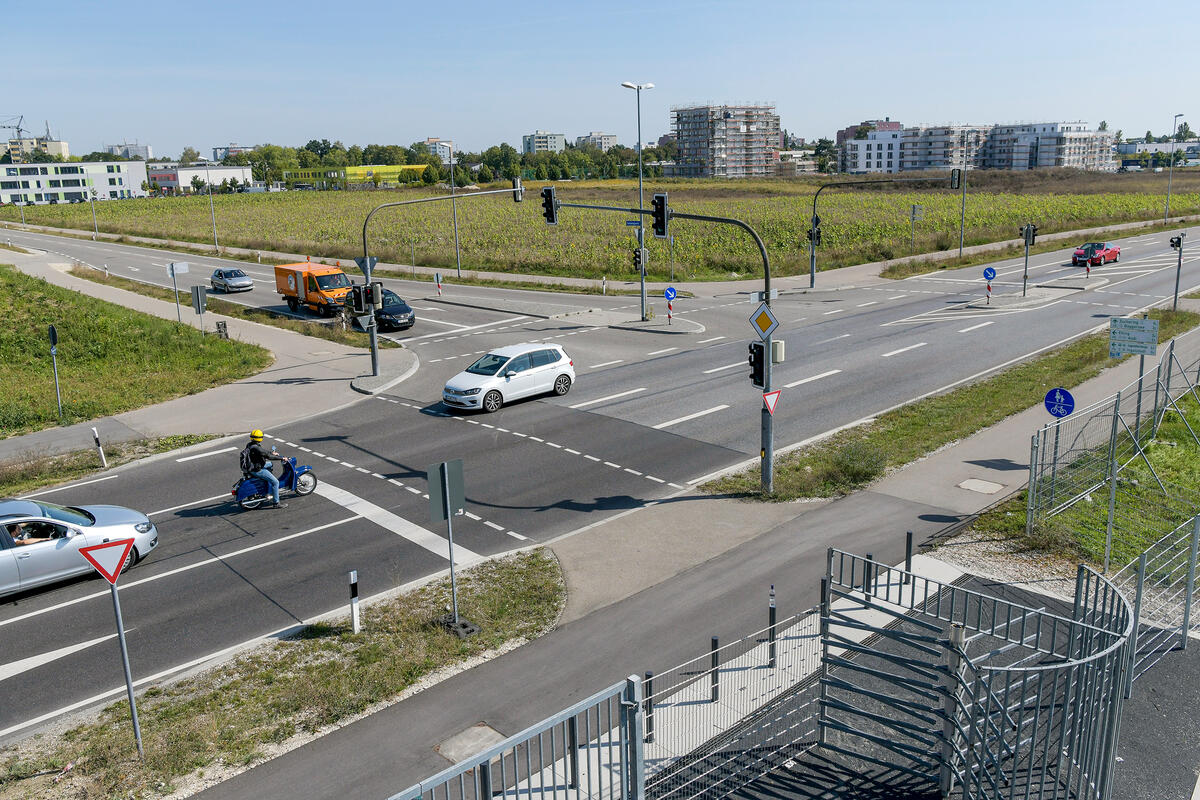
[3,172,1197,281]
[0,264,272,435]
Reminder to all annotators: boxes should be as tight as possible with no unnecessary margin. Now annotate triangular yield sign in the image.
[79,539,135,585]
[763,390,781,416]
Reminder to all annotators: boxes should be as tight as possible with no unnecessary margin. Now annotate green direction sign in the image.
[1108,317,1159,358]
[749,302,779,341]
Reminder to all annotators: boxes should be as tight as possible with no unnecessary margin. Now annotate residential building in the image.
[894,122,1114,172]
[835,118,901,147]
[212,143,255,161]
[842,128,904,174]
[522,131,566,154]
[575,132,618,151]
[2,160,147,204]
[1116,139,1200,155]
[897,124,992,172]
[424,138,454,164]
[777,150,817,175]
[147,163,253,193]
[6,135,69,163]
[105,142,153,160]
[668,104,781,178]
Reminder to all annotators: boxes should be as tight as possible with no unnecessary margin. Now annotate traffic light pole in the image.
[360,182,524,376]
[1173,233,1186,311]
[1023,227,1030,298]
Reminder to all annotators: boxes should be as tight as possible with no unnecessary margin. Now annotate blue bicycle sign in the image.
[1044,387,1075,418]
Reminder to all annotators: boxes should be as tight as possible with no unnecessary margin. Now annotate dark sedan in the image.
[352,289,416,332]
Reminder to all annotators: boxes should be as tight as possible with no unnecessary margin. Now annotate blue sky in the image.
[8,0,1192,158]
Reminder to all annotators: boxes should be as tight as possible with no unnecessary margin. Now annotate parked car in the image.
[0,499,158,597]
[1072,242,1120,266]
[210,268,255,293]
[350,288,416,332]
[442,343,575,413]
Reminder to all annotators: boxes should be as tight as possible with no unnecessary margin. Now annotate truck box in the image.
[274,263,353,316]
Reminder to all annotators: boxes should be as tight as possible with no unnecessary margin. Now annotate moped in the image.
[232,454,318,509]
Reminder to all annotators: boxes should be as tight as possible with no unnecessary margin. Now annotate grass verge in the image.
[67,266,398,349]
[0,435,217,496]
[705,308,1200,500]
[372,268,693,298]
[0,265,272,436]
[0,242,30,254]
[0,550,564,800]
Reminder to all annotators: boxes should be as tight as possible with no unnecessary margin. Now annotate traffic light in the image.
[350,285,366,315]
[950,168,962,190]
[368,281,384,309]
[748,342,765,388]
[651,193,669,239]
[633,247,642,273]
[540,186,557,225]
[512,177,524,203]
[1171,236,1183,249]
[807,227,822,247]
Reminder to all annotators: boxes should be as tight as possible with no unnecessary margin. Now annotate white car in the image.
[442,343,575,413]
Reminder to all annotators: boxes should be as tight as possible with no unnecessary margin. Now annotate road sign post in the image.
[1171,232,1187,311]
[983,267,995,306]
[167,262,188,323]
[48,324,63,420]
[665,286,676,326]
[79,539,143,758]
[354,256,380,377]
[750,303,779,493]
[190,284,206,332]
[428,459,478,638]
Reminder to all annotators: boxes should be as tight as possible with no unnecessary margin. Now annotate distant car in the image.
[210,268,255,293]
[1072,242,1120,266]
[0,498,159,598]
[350,288,416,332]
[442,343,575,413]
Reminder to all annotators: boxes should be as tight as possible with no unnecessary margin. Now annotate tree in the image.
[190,175,207,193]
[1114,130,1123,144]
[140,180,149,192]
[180,146,199,165]
[534,164,548,180]
[421,165,437,185]
[229,177,240,192]
[453,166,470,186]
[1176,121,1194,141]
[298,149,320,168]
[347,145,363,166]
[304,139,332,158]
[1098,120,1108,131]
[219,178,230,193]
[853,124,873,140]
[477,164,494,183]
[1144,130,1154,143]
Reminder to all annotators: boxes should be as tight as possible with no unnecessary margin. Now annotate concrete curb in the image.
[350,352,421,395]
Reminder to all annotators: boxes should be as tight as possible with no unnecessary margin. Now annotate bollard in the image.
[904,531,913,585]
[643,671,655,743]
[103,263,109,278]
[710,636,719,703]
[602,275,607,296]
[768,584,777,668]
[257,251,261,263]
[863,552,874,606]
[91,427,107,469]
[349,570,360,633]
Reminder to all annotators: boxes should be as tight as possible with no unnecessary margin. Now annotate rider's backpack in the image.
[238,446,255,474]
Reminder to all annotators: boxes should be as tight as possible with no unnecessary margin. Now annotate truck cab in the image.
[275,263,352,316]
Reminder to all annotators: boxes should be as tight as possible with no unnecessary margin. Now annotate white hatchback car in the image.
[443,343,575,412]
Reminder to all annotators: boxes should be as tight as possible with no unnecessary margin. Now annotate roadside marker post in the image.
[91,426,107,468]
[48,324,63,421]
[435,271,443,297]
[983,267,995,306]
[349,570,361,634]
[79,539,143,759]
[428,459,478,638]
[167,262,188,323]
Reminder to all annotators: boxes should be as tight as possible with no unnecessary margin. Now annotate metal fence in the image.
[819,549,1133,800]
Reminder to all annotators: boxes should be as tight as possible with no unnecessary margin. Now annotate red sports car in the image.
[1072,242,1120,266]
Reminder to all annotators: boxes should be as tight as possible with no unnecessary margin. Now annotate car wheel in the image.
[294,472,318,496]
[1114,251,1119,262]
[286,297,299,312]
[119,546,139,574]
[553,374,572,396]
[483,390,503,413]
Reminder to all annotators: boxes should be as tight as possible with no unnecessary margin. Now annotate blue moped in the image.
[232,455,318,509]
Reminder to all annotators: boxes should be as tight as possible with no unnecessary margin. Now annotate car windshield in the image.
[228,269,247,278]
[466,353,511,376]
[316,272,351,290]
[382,289,404,306]
[34,501,94,527]
[1081,243,1102,252]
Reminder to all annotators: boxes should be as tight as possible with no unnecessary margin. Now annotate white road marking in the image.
[856,301,878,308]
[569,388,646,408]
[703,362,745,374]
[816,333,851,344]
[647,347,677,356]
[314,483,480,564]
[589,360,623,369]
[958,321,995,333]
[0,634,118,682]
[881,342,928,358]
[19,474,118,499]
[175,446,237,462]
[823,308,844,315]
[697,336,726,344]
[784,369,842,389]
[148,494,231,517]
[653,405,729,429]
[887,294,908,300]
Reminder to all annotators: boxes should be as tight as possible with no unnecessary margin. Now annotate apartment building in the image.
[842,129,904,174]
[6,135,69,163]
[878,122,1114,173]
[575,131,618,151]
[835,118,901,146]
[212,143,255,161]
[668,104,781,178]
[2,160,147,204]
[105,142,153,160]
[522,131,566,154]
[424,138,454,164]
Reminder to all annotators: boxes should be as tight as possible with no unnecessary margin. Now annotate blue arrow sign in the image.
[983,267,996,281]
[664,287,677,301]
[626,220,641,227]
[1044,388,1075,418]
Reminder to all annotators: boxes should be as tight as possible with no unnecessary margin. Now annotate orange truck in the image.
[274,263,353,316]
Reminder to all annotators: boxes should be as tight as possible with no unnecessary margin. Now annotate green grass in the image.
[372,267,693,297]
[0,550,564,800]
[0,435,217,495]
[706,309,1200,501]
[0,265,272,436]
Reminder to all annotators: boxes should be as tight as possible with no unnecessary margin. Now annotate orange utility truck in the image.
[275,262,353,316]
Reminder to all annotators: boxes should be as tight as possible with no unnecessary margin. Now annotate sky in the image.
[6,0,1193,159]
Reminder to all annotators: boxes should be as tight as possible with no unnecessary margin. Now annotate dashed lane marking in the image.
[569,388,646,408]
[783,369,842,389]
[703,362,744,374]
[958,321,995,333]
[881,342,928,358]
[652,405,730,430]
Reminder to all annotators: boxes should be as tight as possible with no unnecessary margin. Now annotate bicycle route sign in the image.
[1044,388,1075,418]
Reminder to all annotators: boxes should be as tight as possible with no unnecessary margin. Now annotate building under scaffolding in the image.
[668,104,781,178]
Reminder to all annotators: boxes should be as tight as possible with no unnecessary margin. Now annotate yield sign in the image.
[79,539,135,585]
[763,390,781,415]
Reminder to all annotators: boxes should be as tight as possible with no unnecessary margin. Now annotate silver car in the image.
[0,499,159,597]
[442,343,575,413]
[210,268,255,293]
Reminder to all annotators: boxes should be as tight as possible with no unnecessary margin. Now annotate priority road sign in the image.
[664,287,677,301]
[749,302,779,341]
[983,267,996,281]
[763,390,781,416]
[1044,388,1075,418]
[80,539,136,585]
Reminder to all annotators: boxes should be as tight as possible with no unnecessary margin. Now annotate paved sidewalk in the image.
[0,248,416,463]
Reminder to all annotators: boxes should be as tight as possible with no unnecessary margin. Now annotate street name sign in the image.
[749,302,779,341]
[625,220,641,227]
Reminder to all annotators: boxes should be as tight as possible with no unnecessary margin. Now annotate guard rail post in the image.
[643,671,654,743]
[1182,516,1200,651]
[710,636,720,702]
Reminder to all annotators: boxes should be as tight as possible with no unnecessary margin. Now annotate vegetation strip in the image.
[0,264,271,436]
[0,550,565,800]
[0,435,218,495]
[706,309,1200,501]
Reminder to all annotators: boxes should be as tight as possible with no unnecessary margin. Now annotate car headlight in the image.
[135,522,152,533]
[463,388,482,395]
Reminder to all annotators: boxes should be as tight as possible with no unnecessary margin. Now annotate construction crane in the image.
[1,115,28,162]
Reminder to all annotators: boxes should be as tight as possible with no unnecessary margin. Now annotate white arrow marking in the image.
[0,633,120,682]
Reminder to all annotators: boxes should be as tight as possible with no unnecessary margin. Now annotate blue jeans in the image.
[253,467,280,504]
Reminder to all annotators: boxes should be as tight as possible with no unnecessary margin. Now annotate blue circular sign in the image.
[983,267,996,281]
[664,287,677,301]
[1044,388,1075,418]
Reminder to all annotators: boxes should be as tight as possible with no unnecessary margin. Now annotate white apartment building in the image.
[522,131,566,154]
[424,138,455,164]
[842,129,903,174]
[146,163,253,193]
[105,142,153,160]
[1,160,148,204]
[212,143,255,161]
[872,122,1115,173]
[575,131,618,151]
[6,135,69,162]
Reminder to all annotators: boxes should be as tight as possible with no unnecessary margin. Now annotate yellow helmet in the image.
[250,429,264,442]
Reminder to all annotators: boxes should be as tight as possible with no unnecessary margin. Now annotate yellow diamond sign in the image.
[749,302,779,341]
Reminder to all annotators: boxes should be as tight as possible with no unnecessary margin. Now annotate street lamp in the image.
[204,162,218,250]
[622,80,654,321]
[1165,113,1184,222]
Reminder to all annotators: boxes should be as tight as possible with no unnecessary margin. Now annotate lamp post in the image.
[622,80,654,321]
[449,143,462,279]
[1166,113,1184,222]
[89,189,98,240]
[204,163,218,250]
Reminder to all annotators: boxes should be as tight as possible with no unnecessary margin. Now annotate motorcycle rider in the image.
[243,429,287,509]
